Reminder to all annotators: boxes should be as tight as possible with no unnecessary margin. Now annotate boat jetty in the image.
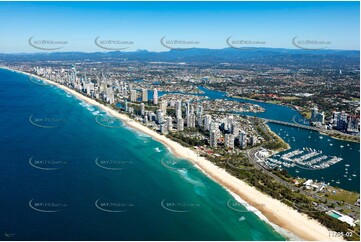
[265,147,343,170]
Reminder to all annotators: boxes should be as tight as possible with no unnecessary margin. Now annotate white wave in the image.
[135,131,151,138]
[227,190,301,241]
[79,101,90,108]
[178,168,204,187]
[92,111,100,116]
[155,147,161,152]
[87,106,95,112]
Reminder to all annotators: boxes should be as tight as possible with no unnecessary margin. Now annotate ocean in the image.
[0,69,284,240]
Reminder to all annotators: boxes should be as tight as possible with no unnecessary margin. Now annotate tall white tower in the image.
[153,88,158,105]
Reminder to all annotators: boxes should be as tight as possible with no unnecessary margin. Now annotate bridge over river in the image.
[249,116,358,140]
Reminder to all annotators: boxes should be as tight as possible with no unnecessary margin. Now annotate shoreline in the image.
[319,131,360,144]
[4,67,344,241]
[231,95,359,144]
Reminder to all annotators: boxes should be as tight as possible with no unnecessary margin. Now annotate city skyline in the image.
[0,1,359,53]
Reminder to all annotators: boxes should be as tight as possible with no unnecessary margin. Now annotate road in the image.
[245,147,359,212]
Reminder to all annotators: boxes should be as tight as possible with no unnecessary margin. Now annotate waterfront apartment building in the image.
[130,89,137,102]
[153,88,158,105]
[142,89,148,102]
[160,123,168,134]
[310,107,325,125]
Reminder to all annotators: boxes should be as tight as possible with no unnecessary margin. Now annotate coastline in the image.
[4,67,344,241]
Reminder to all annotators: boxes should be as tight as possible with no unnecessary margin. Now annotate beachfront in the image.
[5,67,344,241]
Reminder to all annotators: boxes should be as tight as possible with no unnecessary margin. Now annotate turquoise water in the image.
[329,211,342,219]
[0,69,284,240]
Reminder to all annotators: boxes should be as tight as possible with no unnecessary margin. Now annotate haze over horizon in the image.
[0,1,359,53]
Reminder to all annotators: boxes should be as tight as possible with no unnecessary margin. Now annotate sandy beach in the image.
[5,67,344,241]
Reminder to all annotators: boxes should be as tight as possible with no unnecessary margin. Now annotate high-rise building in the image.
[197,104,203,116]
[210,121,219,131]
[166,117,173,131]
[143,115,148,124]
[176,100,182,111]
[186,102,191,116]
[140,103,145,116]
[210,130,218,147]
[190,105,194,114]
[239,131,247,149]
[148,112,156,122]
[249,135,257,146]
[156,109,164,124]
[176,109,182,119]
[224,134,234,148]
[231,123,240,137]
[334,111,348,131]
[347,115,360,133]
[130,89,137,102]
[161,100,167,115]
[106,87,115,104]
[187,113,196,128]
[153,88,158,105]
[197,114,203,127]
[177,118,184,131]
[310,107,325,125]
[142,89,148,102]
[204,115,212,131]
[124,100,128,112]
[175,100,181,118]
[160,123,168,134]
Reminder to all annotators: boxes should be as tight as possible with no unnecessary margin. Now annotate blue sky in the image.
[0,1,359,53]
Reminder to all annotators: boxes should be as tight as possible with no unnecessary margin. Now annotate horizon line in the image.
[1,47,360,55]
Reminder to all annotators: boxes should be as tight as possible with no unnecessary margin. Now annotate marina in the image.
[265,148,343,170]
